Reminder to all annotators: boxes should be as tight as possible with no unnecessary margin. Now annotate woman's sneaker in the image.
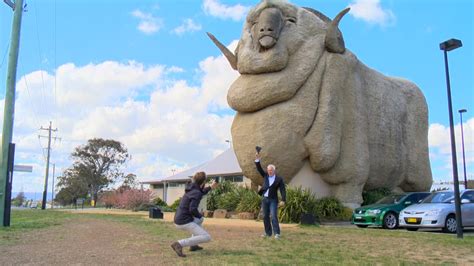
[171,242,186,257]
[189,245,203,252]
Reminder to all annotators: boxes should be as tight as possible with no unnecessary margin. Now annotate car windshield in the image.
[421,192,454,203]
[376,194,405,204]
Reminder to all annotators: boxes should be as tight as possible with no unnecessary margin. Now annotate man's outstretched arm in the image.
[255,153,265,177]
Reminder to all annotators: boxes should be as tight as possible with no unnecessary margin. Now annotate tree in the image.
[60,138,130,206]
[119,173,138,191]
[56,168,89,205]
[12,192,26,207]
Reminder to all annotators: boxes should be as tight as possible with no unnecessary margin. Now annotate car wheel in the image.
[406,227,419,231]
[382,212,398,229]
[443,214,457,233]
[356,225,368,228]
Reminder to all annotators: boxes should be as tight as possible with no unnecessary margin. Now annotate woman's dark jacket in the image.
[174,182,211,225]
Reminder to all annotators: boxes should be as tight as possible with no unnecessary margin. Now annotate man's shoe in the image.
[171,242,186,257]
[189,245,203,252]
[275,234,281,239]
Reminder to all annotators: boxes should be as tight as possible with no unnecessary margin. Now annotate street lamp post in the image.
[225,139,232,148]
[440,38,463,239]
[459,109,467,189]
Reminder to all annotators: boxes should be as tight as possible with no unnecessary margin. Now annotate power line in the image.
[33,0,47,115]
[0,42,9,69]
[53,0,59,130]
[21,67,43,130]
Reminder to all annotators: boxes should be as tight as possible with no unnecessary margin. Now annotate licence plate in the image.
[407,218,417,223]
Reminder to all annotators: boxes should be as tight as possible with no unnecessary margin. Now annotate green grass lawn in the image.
[0,209,74,245]
[1,209,473,265]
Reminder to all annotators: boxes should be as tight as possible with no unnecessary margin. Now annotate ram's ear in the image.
[303,7,331,23]
[325,8,350,54]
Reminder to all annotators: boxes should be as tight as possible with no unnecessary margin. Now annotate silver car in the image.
[399,189,474,233]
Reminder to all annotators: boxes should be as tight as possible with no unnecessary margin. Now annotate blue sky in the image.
[0,0,473,195]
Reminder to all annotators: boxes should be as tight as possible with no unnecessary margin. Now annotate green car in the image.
[352,192,430,229]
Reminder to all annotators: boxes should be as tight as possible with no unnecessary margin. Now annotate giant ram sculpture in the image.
[208,0,432,207]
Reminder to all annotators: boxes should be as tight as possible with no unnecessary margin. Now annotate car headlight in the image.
[367,209,381,215]
[425,209,441,216]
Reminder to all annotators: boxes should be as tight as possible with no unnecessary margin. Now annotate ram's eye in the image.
[287,17,296,23]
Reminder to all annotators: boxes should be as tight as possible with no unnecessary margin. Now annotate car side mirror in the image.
[461,199,470,204]
[404,201,411,205]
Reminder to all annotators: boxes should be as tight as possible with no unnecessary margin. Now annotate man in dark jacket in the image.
[255,152,286,239]
[171,172,218,257]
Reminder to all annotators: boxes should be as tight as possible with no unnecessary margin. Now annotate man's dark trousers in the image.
[262,197,280,236]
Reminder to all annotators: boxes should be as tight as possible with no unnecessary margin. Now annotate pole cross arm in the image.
[3,0,14,10]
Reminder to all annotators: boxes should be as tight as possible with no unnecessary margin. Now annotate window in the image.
[422,192,454,203]
[403,194,418,204]
[168,182,185,188]
[416,193,431,203]
[152,184,164,189]
[461,191,474,203]
[221,175,244,183]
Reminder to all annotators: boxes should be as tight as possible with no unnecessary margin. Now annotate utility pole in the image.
[39,121,57,210]
[1,0,24,226]
[51,163,55,209]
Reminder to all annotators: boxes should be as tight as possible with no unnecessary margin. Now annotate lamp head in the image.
[440,39,462,51]
[459,109,467,114]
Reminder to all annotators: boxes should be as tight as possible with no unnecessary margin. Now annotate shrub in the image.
[119,189,153,210]
[159,205,174,212]
[278,186,318,223]
[152,197,168,207]
[236,189,261,213]
[133,202,155,212]
[99,191,117,209]
[99,189,152,210]
[170,197,181,211]
[315,197,344,218]
[339,207,354,221]
[467,180,474,189]
[217,187,244,211]
[207,181,237,211]
[362,187,392,206]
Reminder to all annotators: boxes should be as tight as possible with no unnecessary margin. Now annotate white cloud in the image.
[348,0,396,26]
[172,18,202,36]
[131,9,163,35]
[428,119,474,179]
[199,40,239,110]
[202,0,250,21]
[8,49,239,194]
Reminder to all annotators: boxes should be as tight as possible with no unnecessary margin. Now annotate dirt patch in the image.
[0,209,294,265]
[0,217,165,265]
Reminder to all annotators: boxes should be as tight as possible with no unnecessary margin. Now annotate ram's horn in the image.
[325,7,350,54]
[207,32,237,70]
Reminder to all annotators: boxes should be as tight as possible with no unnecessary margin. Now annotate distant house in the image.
[141,148,251,205]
